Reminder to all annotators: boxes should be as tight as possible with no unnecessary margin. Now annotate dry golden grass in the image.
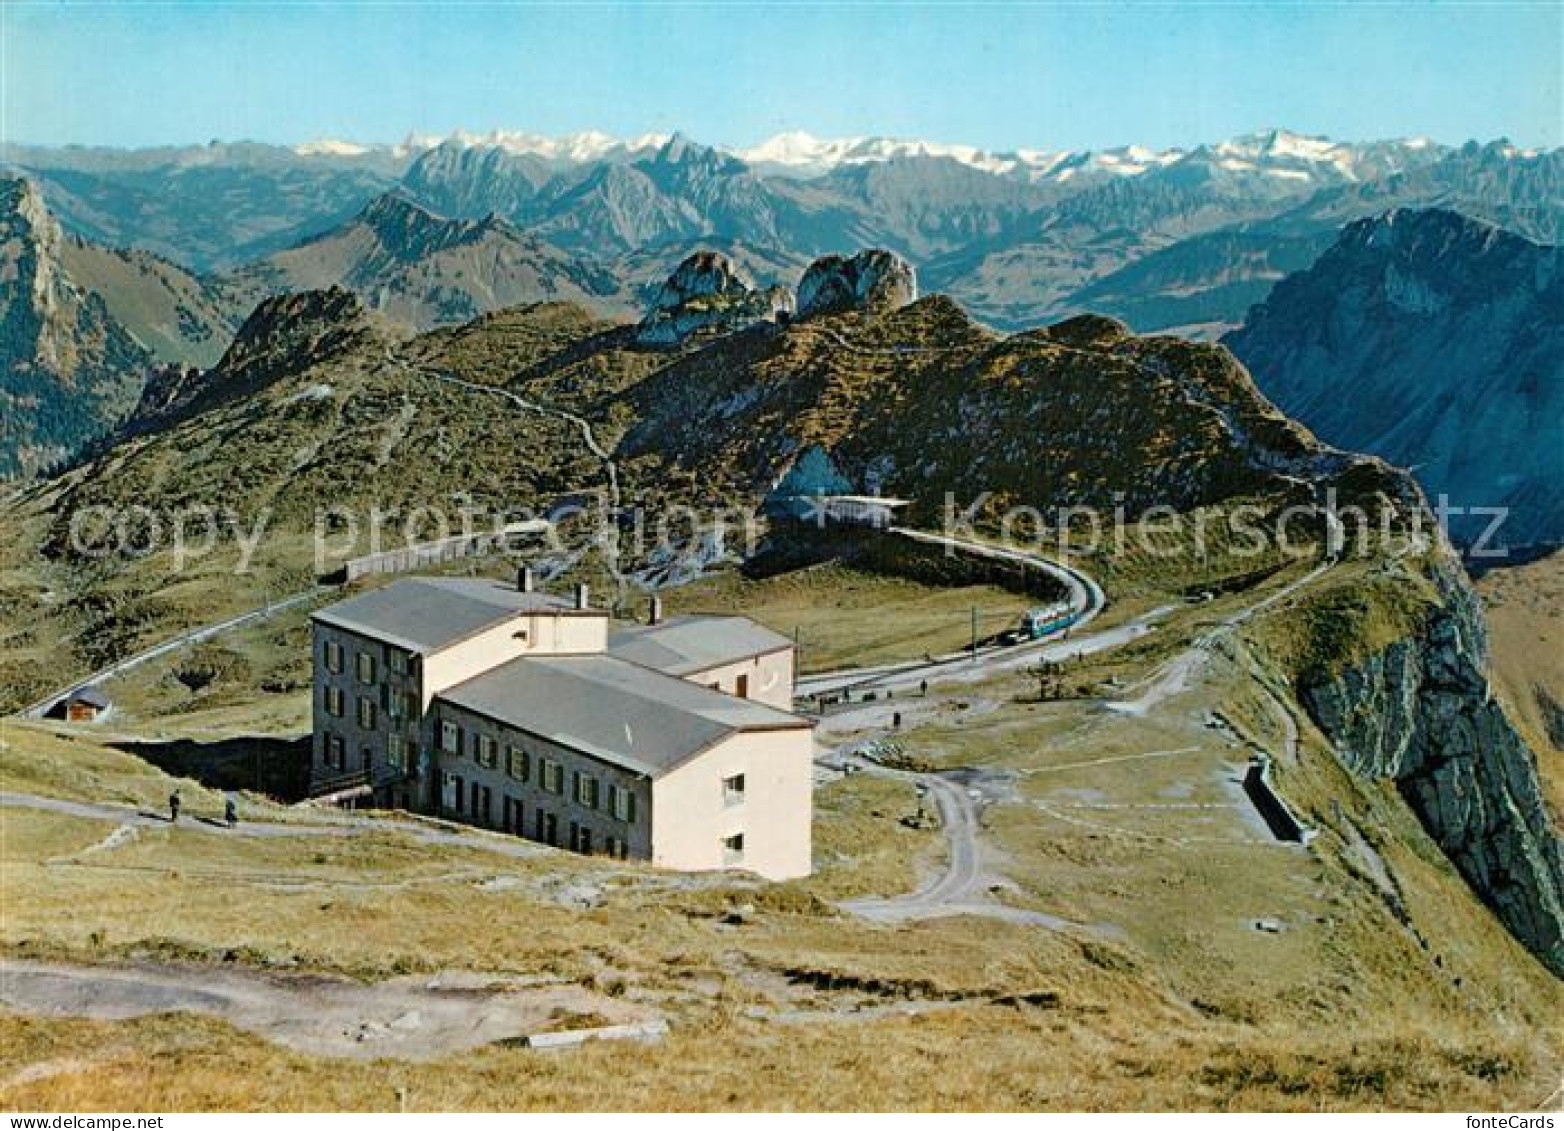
[805,773,946,900]
[0,721,226,812]
[1476,549,1564,812]
[0,1006,1549,1111]
[664,563,1034,674]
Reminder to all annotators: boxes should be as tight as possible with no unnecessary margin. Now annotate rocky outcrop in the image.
[1298,552,1564,975]
[795,250,917,318]
[636,251,791,345]
[221,287,376,378]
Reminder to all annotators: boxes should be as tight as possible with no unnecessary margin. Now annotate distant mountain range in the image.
[3,127,1560,477]
[7,129,1558,316]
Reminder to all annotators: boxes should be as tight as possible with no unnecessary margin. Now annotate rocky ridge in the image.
[0,177,151,476]
[12,279,1563,978]
[1226,208,1563,548]
[1298,550,1564,976]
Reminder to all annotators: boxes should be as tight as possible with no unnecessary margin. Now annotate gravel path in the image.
[395,348,629,605]
[0,958,656,1060]
[0,789,551,861]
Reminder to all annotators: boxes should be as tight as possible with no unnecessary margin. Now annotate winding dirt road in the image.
[395,350,629,604]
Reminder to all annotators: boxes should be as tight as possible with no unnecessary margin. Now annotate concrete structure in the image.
[818,495,910,529]
[310,572,814,879]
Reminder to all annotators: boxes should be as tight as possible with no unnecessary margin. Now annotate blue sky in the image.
[4,2,1559,150]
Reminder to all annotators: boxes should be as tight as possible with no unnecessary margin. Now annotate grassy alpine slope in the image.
[2,283,1389,713]
[0,275,1558,1108]
[1,557,1559,1109]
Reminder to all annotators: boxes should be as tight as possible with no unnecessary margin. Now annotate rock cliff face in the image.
[796,250,917,318]
[1226,209,1563,548]
[0,177,151,476]
[1298,551,1564,975]
[636,251,791,345]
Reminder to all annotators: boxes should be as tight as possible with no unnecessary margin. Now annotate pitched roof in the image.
[607,615,793,677]
[312,576,595,655]
[438,652,810,777]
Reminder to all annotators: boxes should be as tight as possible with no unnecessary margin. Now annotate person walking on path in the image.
[225,796,238,828]
[168,790,181,824]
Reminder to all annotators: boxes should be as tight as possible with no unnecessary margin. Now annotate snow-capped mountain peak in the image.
[283,126,1457,191]
[294,138,374,158]
[441,129,669,164]
[736,131,1195,182]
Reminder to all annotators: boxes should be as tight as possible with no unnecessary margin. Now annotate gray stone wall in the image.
[310,621,423,804]
[429,700,652,859]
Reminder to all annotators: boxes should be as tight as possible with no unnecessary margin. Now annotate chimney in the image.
[649,595,664,625]
[575,582,590,610]
[517,566,534,593]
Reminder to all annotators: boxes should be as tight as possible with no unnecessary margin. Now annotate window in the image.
[575,826,593,855]
[440,720,461,754]
[357,696,376,729]
[387,733,405,770]
[605,836,627,860]
[723,833,745,865]
[355,651,377,684]
[388,649,407,675]
[477,735,498,769]
[575,771,599,809]
[324,640,344,674]
[388,689,407,720]
[723,773,746,807]
[325,733,346,770]
[542,759,564,794]
[324,685,344,718]
[536,810,559,846]
[609,785,636,823]
[507,746,529,782]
